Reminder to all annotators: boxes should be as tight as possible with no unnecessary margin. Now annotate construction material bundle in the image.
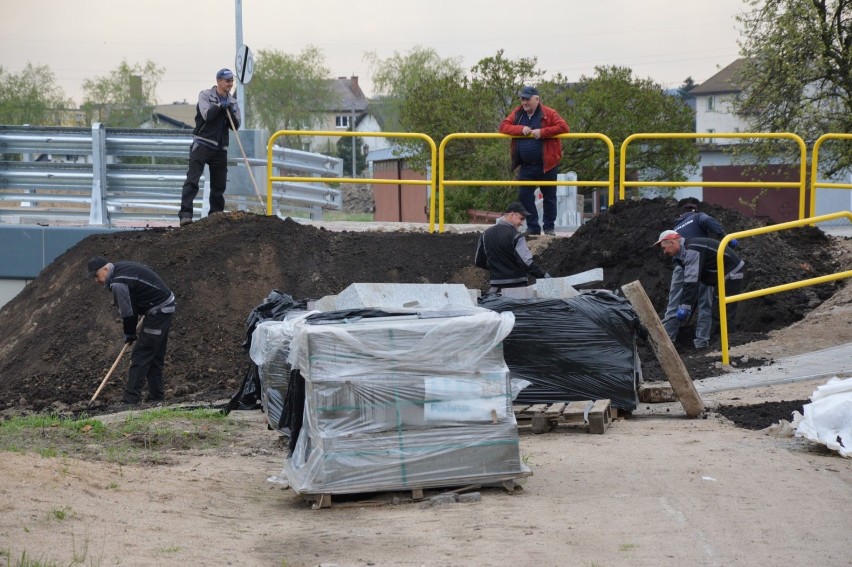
[251,307,529,495]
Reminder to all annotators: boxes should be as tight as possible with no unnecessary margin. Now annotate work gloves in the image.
[729,238,739,248]
[124,334,137,345]
[676,305,692,322]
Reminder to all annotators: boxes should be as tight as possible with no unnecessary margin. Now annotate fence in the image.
[619,132,809,219]
[716,211,852,364]
[266,130,437,228]
[810,133,852,219]
[437,133,614,232]
[0,124,344,226]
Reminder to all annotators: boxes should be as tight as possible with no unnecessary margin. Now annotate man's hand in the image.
[530,128,542,139]
[124,334,137,345]
[521,126,532,136]
[676,306,692,322]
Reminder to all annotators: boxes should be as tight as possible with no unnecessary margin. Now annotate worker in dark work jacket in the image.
[655,231,745,348]
[663,198,738,348]
[178,68,241,226]
[474,202,550,293]
[88,257,176,405]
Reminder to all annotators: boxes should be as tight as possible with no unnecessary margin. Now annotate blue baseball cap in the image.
[216,68,234,80]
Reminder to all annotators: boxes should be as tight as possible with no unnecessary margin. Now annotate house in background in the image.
[308,76,389,158]
[685,58,850,223]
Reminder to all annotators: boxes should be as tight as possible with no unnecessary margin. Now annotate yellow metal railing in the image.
[810,133,852,218]
[716,211,852,364]
[437,133,615,233]
[619,133,809,219]
[266,131,439,230]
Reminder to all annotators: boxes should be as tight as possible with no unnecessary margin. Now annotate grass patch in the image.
[0,407,245,464]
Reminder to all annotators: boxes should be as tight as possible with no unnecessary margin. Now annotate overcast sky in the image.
[2,0,746,105]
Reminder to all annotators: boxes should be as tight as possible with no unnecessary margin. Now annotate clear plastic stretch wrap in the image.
[480,290,641,411]
[254,307,530,494]
[250,311,313,434]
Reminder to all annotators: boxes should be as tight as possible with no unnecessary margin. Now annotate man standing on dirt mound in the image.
[88,257,176,405]
[655,230,745,350]
[663,198,737,349]
[499,85,569,236]
[474,202,550,293]
[178,68,241,227]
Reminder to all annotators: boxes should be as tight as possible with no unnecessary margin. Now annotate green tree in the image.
[247,46,338,148]
[393,53,698,221]
[0,63,73,125]
[365,46,465,132]
[81,60,164,127]
[735,0,852,175]
[336,128,368,176]
[560,66,699,198]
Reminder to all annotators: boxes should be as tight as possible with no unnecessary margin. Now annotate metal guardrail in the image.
[0,124,344,225]
[438,132,615,232]
[266,130,435,226]
[619,132,809,219]
[716,211,852,364]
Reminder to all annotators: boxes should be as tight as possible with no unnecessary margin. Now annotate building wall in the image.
[694,93,748,141]
[371,160,428,223]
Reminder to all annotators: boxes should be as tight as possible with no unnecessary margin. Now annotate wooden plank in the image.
[526,404,549,415]
[621,280,704,418]
[563,400,593,423]
[411,488,424,500]
[588,399,612,434]
[545,402,566,416]
[513,404,531,414]
[531,414,553,434]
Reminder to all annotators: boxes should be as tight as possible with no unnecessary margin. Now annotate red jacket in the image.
[499,103,569,173]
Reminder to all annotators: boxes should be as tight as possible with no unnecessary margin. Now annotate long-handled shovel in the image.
[225,108,265,208]
[89,317,144,405]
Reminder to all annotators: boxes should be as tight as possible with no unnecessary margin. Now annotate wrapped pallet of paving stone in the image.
[480,290,641,411]
[264,306,529,495]
[249,311,312,435]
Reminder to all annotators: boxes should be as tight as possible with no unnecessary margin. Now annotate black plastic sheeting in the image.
[224,290,307,415]
[480,291,641,411]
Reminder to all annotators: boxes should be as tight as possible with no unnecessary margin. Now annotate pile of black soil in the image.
[0,199,844,423]
[717,400,807,430]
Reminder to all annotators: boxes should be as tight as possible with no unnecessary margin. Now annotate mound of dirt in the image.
[0,199,846,415]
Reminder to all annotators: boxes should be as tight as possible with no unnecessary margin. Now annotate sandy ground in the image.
[1,228,850,567]
[1,376,851,567]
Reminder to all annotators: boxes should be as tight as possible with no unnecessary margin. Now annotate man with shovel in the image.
[178,67,241,226]
[88,257,175,405]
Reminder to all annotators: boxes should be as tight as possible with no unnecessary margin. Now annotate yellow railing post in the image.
[266,130,437,229]
[437,133,614,233]
[620,133,808,219]
[810,134,852,219]
[717,211,852,364]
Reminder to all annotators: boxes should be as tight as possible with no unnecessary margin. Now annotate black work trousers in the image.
[179,143,228,220]
[124,307,174,404]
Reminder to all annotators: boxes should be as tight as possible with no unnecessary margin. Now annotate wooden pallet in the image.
[298,476,527,510]
[513,399,613,434]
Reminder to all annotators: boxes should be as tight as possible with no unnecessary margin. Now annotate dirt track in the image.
[2,382,850,567]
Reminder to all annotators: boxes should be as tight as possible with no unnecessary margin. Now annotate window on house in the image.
[335,115,350,129]
[707,96,715,111]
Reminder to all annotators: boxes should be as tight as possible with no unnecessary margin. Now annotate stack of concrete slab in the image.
[259,304,529,495]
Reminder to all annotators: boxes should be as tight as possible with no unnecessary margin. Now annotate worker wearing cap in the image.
[474,202,550,293]
[664,199,738,348]
[499,86,570,236]
[88,257,176,405]
[178,68,241,226]
[655,231,745,350]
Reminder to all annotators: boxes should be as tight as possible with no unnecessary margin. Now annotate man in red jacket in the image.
[499,85,569,236]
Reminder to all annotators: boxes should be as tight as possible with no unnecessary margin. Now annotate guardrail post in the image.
[89,122,108,226]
